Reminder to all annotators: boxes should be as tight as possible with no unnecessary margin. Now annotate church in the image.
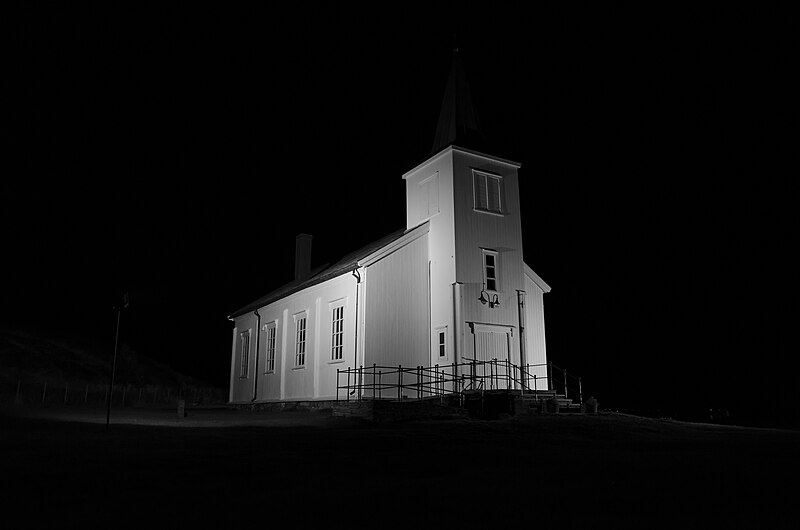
[227,50,551,404]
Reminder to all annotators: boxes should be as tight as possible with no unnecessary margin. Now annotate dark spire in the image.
[430,46,488,155]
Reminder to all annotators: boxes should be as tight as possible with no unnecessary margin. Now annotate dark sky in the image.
[2,4,796,422]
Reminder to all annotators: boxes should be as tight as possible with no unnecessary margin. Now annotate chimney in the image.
[294,233,313,282]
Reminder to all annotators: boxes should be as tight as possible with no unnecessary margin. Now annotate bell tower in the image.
[404,47,526,369]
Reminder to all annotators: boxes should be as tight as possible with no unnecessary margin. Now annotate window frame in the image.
[293,312,308,368]
[263,321,277,374]
[330,303,345,362]
[436,326,447,359]
[482,249,499,292]
[472,170,504,215]
[239,329,251,379]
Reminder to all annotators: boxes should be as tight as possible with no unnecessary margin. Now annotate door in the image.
[474,329,509,362]
[468,324,513,389]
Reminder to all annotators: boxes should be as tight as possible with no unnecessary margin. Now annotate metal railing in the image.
[547,362,583,404]
[336,359,582,405]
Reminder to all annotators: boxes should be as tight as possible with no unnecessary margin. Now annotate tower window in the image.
[483,250,499,292]
[437,328,447,358]
[473,170,502,214]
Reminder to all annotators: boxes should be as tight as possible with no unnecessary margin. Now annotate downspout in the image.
[228,317,236,404]
[517,290,527,389]
[352,268,361,395]
[428,260,432,364]
[452,282,461,382]
[251,309,261,401]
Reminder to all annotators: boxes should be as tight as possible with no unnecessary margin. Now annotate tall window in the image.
[294,314,307,367]
[239,330,250,378]
[437,328,447,358]
[473,170,502,214]
[483,250,499,291]
[264,323,276,373]
[331,305,344,361]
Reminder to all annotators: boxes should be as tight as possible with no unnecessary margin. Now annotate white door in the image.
[474,329,509,362]
[469,324,513,389]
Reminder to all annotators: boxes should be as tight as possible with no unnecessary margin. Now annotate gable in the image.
[523,262,552,293]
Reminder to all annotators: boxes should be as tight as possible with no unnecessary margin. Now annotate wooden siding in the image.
[228,326,237,403]
[255,307,284,402]
[473,327,510,362]
[524,273,549,388]
[452,149,525,364]
[403,151,459,368]
[230,313,256,403]
[363,232,430,369]
[464,324,514,390]
[229,273,357,403]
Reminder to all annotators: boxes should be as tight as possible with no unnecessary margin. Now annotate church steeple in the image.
[430,46,487,155]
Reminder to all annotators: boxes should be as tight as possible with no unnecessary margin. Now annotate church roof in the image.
[430,47,490,156]
[228,228,408,319]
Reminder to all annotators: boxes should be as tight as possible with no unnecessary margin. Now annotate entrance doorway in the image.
[467,323,514,390]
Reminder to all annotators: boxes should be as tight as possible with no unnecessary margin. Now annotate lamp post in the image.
[106,292,129,430]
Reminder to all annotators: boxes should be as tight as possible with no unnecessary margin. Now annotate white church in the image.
[227,50,552,404]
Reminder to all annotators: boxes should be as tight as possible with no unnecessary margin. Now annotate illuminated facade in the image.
[227,51,551,403]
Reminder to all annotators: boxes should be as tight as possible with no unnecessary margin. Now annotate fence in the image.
[337,359,583,405]
[2,378,226,408]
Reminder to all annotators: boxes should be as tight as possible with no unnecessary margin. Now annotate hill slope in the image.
[0,327,216,390]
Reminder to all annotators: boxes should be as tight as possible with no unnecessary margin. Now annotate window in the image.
[239,330,250,378]
[331,305,344,361]
[437,328,447,358]
[264,323,276,373]
[294,313,307,367]
[473,170,502,214]
[483,250,499,291]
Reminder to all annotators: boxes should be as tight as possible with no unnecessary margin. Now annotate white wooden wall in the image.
[229,272,357,403]
[452,149,524,365]
[524,272,549,389]
[363,232,430,369]
[403,150,458,368]
[230,313,255,403]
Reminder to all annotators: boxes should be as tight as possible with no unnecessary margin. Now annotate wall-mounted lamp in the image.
[478,286,500,308]
[478,289,490,305]
[490,294,500,308]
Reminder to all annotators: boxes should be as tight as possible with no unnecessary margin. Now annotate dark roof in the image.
[430,47,491,156]
[228,228,407,319]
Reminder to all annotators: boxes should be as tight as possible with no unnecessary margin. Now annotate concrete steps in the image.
[514,391,585,414]
[331,398,468,421]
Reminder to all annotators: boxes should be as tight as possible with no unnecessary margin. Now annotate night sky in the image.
[2,4,796,423]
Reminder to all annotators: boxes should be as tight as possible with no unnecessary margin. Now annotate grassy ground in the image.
[1,405,797,528]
